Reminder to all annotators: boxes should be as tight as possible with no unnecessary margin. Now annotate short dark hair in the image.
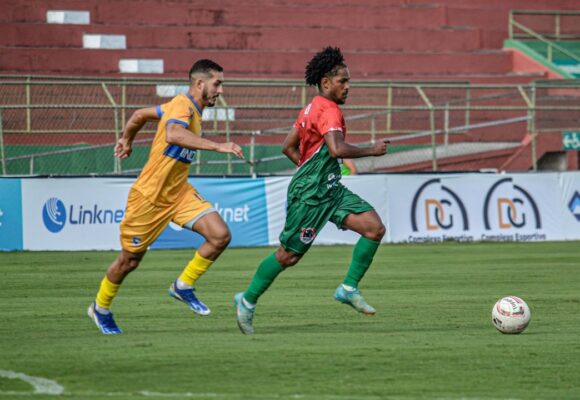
[305,47,346,88]
[189,59,223,79]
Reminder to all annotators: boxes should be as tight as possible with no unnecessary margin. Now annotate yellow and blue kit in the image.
[120,93,215,252]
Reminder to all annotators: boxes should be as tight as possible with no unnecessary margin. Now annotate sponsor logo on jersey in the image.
[163,144,197,164]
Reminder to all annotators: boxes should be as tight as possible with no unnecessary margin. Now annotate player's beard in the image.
[203,86,218,107]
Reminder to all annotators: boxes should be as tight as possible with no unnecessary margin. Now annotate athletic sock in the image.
[243,253,284,305]
[343,236,381,288]
[178,252,214,287]
[95,276,121,310]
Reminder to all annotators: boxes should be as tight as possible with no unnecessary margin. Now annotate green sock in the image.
[243,253,284,305]
[343,236,381,288]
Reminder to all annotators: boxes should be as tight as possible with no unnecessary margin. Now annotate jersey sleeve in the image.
[165,96,192,128]
[318,107,344,136]
[156,104,165,119]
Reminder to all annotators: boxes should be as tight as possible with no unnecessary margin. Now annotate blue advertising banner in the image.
[152,178,269,249]
[0,179,23,251]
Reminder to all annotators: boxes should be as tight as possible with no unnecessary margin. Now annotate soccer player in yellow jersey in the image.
[88,59,244,334]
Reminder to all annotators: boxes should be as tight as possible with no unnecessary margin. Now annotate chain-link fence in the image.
[1,75,579,176]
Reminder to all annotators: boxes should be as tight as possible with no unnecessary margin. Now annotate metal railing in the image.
[509,10,580,63]
[1,76,580,176]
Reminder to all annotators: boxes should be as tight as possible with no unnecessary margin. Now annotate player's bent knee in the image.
[365,223,386,242]
[275,248,301,268]
[209,229,231,250]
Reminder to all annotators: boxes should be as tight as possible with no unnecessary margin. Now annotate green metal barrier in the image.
[1,75,580,175]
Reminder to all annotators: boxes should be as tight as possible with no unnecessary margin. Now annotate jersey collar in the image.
[186,93,203,116]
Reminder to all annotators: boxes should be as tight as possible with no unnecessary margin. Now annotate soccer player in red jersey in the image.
[235,47,388,334]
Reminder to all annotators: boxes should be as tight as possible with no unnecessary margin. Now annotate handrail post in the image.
[444,103,449,148]
[0,111,5,175]
[555,14,561,41]
[464,86,471,133]
[386,84,392,134]
[531,86,538,171]
[508,10,514,39]
[430,109,437,171]
[101,83,121,174]
[26,76,31,134]
[219,96,232,175]
[416,85,436,171]
[250,131,256,178]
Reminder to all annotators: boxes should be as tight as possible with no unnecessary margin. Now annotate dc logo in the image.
[42,198,67,233]
[569,191,580,221]
[483,178,541,230]
[411,179,469,232]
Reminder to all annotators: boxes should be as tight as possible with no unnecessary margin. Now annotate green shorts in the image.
[279,187,374,255]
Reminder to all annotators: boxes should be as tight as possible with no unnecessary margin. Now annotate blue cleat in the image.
[169,281,211,316]
[234,292,255,335]
[87,302,123,334]
[334,285,376,315]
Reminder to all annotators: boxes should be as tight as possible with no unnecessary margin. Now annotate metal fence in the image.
[509,10,580,65]
[1,75,579,176]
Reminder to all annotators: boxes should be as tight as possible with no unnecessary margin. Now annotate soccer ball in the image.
[491,296,531,334]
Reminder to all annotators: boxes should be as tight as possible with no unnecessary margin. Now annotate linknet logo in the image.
[569,191,580,221]
[42,198,67,233]
[411,179,469,232]
[483,178,541,230]
[42,198,124,234]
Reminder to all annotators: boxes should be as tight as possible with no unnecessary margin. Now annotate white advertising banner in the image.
[6,172,580,251]
[22,178,133,250]
[559,172,580,239]
[316,175,389,244]
[264,177,291,246]
[386,173,566,243]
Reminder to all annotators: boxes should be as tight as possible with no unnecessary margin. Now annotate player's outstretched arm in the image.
[324,130,387,159]
[282,127,300,165]
[115,107,159,159]
[166,123,244,159]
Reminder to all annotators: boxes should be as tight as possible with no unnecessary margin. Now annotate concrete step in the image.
[0,23,482,52]
[417,0,579,10]
[1,1,447,29]
[0,48,514,77]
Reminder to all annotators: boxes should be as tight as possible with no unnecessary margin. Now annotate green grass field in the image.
[1,242,579,399]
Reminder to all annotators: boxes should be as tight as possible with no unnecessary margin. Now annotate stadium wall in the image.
[0,173,579,251]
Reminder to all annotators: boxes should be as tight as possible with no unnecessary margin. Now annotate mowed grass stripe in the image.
[0,242,579,399]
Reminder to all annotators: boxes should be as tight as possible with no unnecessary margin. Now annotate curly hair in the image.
[305,46,346,88]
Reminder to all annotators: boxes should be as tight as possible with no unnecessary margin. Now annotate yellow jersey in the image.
[132,93,202,206]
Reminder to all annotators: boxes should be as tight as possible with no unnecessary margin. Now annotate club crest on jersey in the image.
[300,227,316,244]
[327,173,339,189]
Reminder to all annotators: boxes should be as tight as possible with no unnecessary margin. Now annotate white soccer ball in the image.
[491,296,531,334]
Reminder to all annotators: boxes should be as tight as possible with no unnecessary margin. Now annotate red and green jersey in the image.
[287,95,346,205]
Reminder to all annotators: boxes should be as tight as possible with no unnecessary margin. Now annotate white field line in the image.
[0,370,64,395]
[0,371,522,400]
